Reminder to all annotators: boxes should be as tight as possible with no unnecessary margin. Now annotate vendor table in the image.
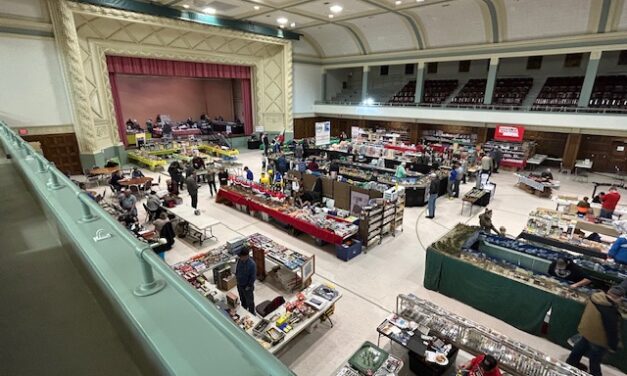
[119,177,153,187]
[127,152,167,171]
[526,154,547,170]
[197,144,239,158]
[89,166,119,175]
[574,160,593,181]
[518,231,608,259]
[153,128,201,138]
[333,341,404,376]
[424,247,627,372]
[164,205,220,245]
[216,188,354,245]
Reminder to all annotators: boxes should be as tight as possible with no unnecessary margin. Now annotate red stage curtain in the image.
[106,55,253,138]
[106,56,250,79]
[241,79,253,135]
[108,72,128,145]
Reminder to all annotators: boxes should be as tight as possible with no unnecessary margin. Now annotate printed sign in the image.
[494,125,525,142]
[315,121,331,146]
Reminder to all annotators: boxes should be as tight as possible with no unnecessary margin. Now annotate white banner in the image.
[315,121,331,146]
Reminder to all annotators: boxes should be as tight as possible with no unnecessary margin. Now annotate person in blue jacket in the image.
[608,220,627,265]
[235,249,256,314]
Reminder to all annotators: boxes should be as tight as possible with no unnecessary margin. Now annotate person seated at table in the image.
[218,168,229,186]
[307,158,319,172]
[576,196,592,216]
[162,122,172,137]
[118,189,138,217]
[145,190,162,221]
[243,166,253,181]
[459,354,502,376]
[145,119,153,134]
[259,172,270,186]
[109,170,124,192]
[608,220,627,265]
[541,168,554,180]
[131,167,144,178]
[125,118,135,131]
[186,116,195,127]
[549,258,592,289]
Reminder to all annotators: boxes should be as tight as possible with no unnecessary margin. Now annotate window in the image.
[527,56,543,70]
[405,64,415,75]
[380,65,389,76]
[427,62,438,74]
[619,50,627,65]
[458,60,471,73]
[564,53,583,68]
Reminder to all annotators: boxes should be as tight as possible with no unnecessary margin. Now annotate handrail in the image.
[314,100,627,114]
[0,121,294,376]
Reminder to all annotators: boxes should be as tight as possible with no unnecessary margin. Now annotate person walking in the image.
[262,133,270,156]
[454,162,463,197]
[566,286,624,376]
[206,170,217,197]
[426,172,439,219]
[186,172,198,210]
[448,164,458,199]
[235,249,256,314]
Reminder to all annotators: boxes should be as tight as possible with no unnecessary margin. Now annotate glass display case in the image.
[396,294,589,376]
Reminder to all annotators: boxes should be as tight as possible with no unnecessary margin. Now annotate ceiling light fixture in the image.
[277,17,288,25]
[182,4,190,9]
[202,7,216,14]
[416,0,424,2]
[290,22,296,28]
[395,0,402,5]
[328,14,334,18]
[330,5,343,13]
[254,5,260,10]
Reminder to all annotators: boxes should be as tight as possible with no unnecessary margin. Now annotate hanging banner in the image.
[494,125,525,142]
[315,121,331,146]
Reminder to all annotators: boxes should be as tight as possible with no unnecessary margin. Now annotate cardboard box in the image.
[220,275,237,291]
[226,292,239,308]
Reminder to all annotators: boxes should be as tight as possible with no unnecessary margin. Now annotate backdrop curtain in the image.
[106,55,254,142]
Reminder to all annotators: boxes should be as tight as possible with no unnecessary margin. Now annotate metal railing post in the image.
[76,192,100,223]
[36,156,47,173]
[133,245,167,297]
[46,164,65,190]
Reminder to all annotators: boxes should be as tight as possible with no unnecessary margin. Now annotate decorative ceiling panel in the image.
[616,0,627,31]
[287,0,380,20]
[408,1,486,48]
[246,10,319,28]
[345,13,417,53]
[292,38,319,56]
[503,0,596,41]
[300,23,362,56]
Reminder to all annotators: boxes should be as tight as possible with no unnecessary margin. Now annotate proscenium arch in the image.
[298,33,325,58]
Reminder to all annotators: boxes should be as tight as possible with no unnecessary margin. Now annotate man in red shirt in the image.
[600,186,621,219]
[460,354,502,376]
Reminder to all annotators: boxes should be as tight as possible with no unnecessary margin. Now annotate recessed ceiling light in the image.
[328,14,334,18]
[182,4,190,9]
[290,22,296,27]
[254,5,260,10]
[277,17,288,25]
[279,25,285,29]
[330,5,343,13]
[203,7,216,14]
[395,0,402,5]
[416,0,424,2]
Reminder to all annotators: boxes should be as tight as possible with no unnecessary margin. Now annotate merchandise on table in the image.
[126,150,167,170]
[396,294,590,376]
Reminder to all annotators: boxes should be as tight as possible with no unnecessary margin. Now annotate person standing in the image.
[186,172,198,210]
[244,166,254,181]
[206,170,217,197]
[145,190,162,221]
[427,173,439,219]
[447,165,458,199]
[480,154,492,175]
[235,249,256,314]
[600,186,621,219]
[168,161,184,190]
[492,147,503,173]
[131,167,144,178]
[395,162,407,179]
[262,133,270,156]
[608,220,627,265]
[566,286,624,376]
[218,168,229,186]
[294,142,304,161]
[454,162,463,197]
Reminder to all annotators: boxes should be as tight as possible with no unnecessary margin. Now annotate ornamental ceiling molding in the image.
[66,1,291,47]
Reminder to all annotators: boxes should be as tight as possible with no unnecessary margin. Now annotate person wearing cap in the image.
[566,285,625,376]
[608,220,627,265]
[235,249,257,314]
[548,258,592,289]
[426,172,439,219]
[459,354,502,376]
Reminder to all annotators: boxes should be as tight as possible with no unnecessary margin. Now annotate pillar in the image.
[321,69,327,101]
[414,62,425,103]
[361,66,369,102]
[578,51,602,108]
[562,133,583,170]
[484,57,499,105]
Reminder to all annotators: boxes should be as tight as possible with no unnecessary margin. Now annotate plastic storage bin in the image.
[336,240,362,261]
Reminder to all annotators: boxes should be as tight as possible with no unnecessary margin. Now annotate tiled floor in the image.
[128,150,625,376]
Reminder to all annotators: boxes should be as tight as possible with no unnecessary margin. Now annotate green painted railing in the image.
[0,121,294,376]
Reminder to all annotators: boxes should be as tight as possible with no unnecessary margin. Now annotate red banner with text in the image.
[494,125,525,142]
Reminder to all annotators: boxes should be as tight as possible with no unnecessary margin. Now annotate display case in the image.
[396,294,589,376]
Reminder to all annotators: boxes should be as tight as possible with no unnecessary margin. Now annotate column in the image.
[562,133,583,170]
[484,57,499,105]
[361,66,369,103]
[414,62,425,103]
[321,69,327,101]
[578,51,602,108]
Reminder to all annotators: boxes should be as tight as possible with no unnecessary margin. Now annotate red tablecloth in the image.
[384,144,419,153]
[499,159,526,169]
[216,189,345,244]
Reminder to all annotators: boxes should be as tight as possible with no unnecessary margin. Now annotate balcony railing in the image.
[315,100,627,114]
[0,120,293,376]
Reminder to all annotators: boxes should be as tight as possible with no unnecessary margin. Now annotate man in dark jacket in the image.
[168,161,184,190]
[566,286,624,376]
[427,173,439,219]
[276,153,288,175]
[235,249,256,314]
[186,172,198,210]
[262,133,270,156]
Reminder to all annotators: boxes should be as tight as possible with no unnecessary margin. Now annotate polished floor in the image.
[0,156,143,376]
[111,150,625,376]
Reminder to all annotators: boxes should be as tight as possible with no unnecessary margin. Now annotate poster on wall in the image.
[351,126,360,140]
[315,121,331,146]
[350,191,370,215]
[494,125,525,142]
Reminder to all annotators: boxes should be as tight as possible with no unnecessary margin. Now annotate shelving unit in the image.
[422,130,477,147]
[357,128,410,145]
[358,188,405,248]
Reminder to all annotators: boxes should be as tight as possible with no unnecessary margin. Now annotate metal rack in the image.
[396,294,589,376]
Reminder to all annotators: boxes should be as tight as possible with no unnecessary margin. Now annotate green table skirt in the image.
[424,248,627,372]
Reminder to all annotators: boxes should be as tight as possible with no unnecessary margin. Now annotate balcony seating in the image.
[388,80,416,104]
[451,79,487,105]
[423,80,458,104]
[589,75,627,109]
[533,76,584,108]
[492,77,533,106]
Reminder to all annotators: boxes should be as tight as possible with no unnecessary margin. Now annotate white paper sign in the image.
[315,121,331,146]
[255,126,264,133]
